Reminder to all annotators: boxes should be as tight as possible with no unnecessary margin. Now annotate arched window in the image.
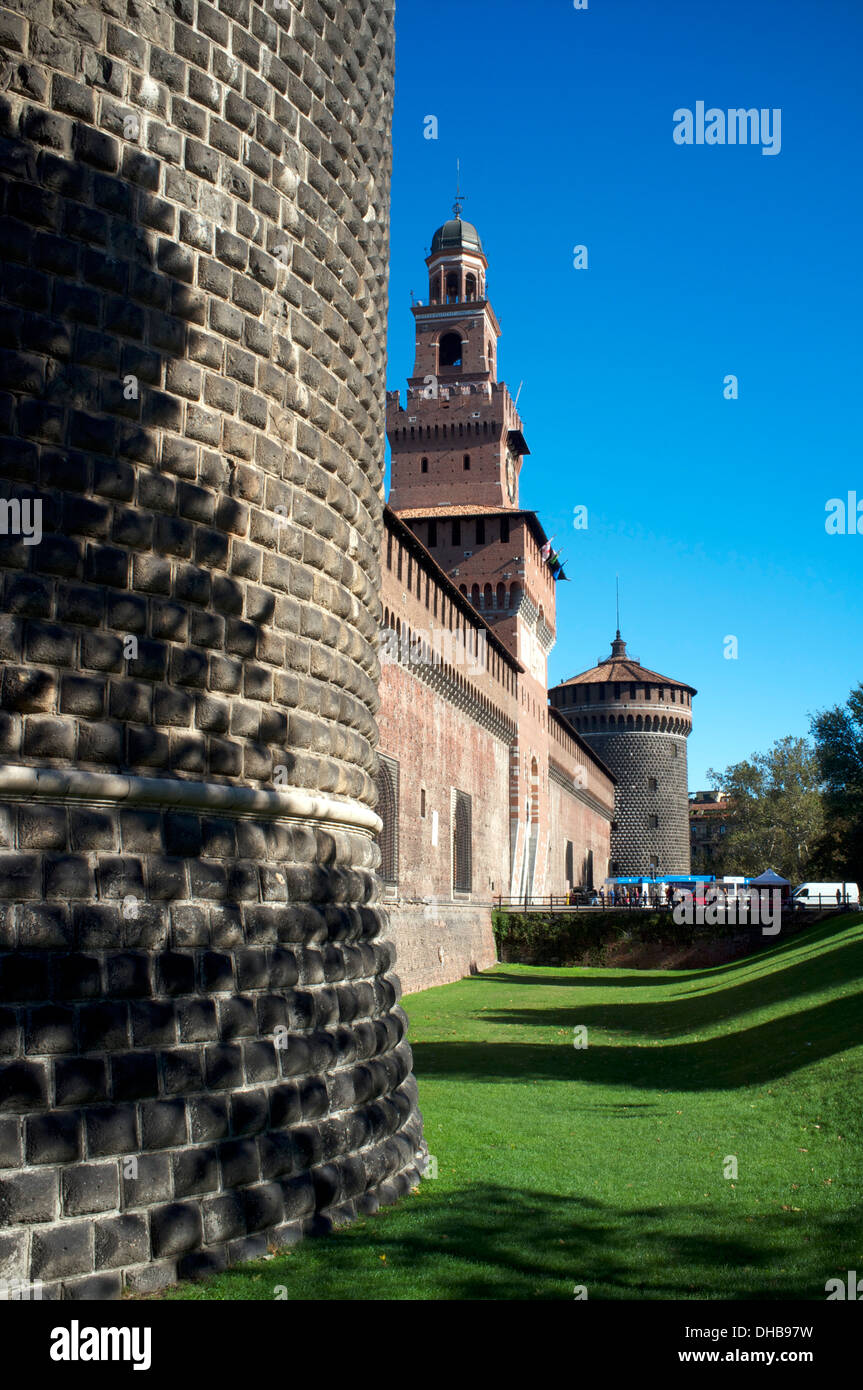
[446,272,459,303]
[496,582,505,608]
[439,332,462,368]
[452,791,472,893]
[471,583,480,606]
[510,582,522,606]
[421,456,428,473]
[483,583,494,608]
[463,453,471,470]
[465,273,476,300]
[375,755,399,885]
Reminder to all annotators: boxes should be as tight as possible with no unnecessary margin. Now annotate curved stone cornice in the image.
[0,764,382,836]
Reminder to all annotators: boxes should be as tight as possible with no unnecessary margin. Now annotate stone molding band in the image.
[0,765,382,836]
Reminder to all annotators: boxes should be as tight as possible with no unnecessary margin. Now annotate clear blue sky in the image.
[384,0,862,788]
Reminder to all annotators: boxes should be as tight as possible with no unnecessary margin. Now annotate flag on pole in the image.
[541,537,553,562]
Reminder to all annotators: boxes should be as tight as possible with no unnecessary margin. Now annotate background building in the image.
[380,212,615,988]
[689,790,730,873]
[549,632,695,877]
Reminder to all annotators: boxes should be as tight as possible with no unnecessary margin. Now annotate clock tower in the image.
[386,208,529,512]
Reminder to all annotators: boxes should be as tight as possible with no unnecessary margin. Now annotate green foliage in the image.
[811,683,863,881]
[492,908,754,965]
[706,735,824,879]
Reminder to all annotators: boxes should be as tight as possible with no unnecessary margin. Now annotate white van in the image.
[790,883,860,909]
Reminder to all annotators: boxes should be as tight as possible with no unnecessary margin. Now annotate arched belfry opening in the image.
[439,332,463,368]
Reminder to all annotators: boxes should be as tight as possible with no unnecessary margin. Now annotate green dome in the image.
[430,218,483,253]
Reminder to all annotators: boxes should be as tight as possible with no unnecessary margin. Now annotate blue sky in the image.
[384,0,863,787]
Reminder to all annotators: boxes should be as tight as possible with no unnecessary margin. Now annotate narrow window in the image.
[476,519,485,544]
[375,755,399,885]
[420,788,426,819]
[427,520,437,547]
[451,520,461,546]
[501,518,510,543]
[421,457,428,473]
[463,454,471,470]
[453,790,472,893]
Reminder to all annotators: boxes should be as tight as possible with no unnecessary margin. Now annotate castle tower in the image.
[0,0,420,1300]
[387,211,527,513]
[387,211,562,899]
[549,633,695,876]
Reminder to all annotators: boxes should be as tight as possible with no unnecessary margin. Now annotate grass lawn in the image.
[165,913,863,1300]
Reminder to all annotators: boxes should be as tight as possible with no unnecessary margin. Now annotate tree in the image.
[705,736,824,880]
[810,683,863,881]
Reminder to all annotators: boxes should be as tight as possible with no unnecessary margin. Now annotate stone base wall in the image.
[0,772,423,1298]
[383,900,496,995]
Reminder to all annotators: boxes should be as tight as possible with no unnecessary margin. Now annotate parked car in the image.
[789,882,860,909]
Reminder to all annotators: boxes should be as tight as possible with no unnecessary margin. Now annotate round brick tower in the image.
[0,0,421,1300]
[549,633,695,876]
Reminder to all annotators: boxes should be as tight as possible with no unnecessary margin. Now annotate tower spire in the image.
[610,577,627,658]
[452,159,465,219]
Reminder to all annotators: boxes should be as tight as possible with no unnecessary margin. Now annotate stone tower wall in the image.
[0,0,422,1300]
[580,730,691,876]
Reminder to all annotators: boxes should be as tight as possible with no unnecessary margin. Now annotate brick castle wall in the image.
[0,0,423,1300]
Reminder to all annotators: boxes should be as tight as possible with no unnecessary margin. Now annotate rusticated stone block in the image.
[0,0,417,1305]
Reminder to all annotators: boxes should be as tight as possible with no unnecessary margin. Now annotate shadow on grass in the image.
[481,916,863,993]
[480,934,863,1042]
[170,1182,861,1301]
[412,988,863,1091]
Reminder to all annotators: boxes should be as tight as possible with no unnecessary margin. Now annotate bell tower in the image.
[387,206,529,512]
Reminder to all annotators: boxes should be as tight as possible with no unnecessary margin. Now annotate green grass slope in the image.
[165,914,863,1300]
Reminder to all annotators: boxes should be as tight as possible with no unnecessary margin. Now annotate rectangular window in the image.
[375,753,399,886]
[452,789,472,894]
[649,814,659,830]
[476,519,486,545]
[501,518,510,543]
[420,788,426,819]
[427,521,437,547]
[648,777,658,792]
[565,840,574,886]
[452,520,461,546]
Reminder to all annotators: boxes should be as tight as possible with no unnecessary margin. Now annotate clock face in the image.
[506,451,518,502]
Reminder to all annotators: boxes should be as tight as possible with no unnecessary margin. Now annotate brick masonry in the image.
[0,0,423,1298]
